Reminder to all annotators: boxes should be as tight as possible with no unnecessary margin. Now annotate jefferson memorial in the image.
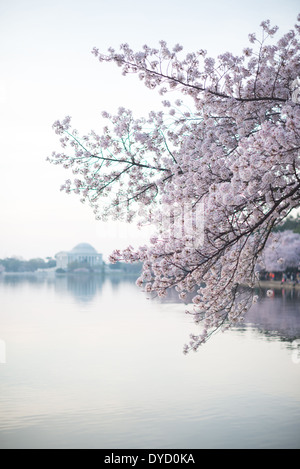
[55,243,103,270]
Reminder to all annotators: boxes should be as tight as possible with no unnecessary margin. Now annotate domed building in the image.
[55,243,103,270]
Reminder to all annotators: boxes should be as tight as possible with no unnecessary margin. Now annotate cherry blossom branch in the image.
[49,14,300,352]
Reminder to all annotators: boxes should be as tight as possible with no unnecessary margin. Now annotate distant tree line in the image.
[56,260,142,274]
[0,257,56,273]
[273,215,300,234]
[107,261,143,274]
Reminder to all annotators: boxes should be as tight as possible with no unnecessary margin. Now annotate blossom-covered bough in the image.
[48,17,300,352]
[263,229,300,272]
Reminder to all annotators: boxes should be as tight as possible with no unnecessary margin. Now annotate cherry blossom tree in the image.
[48,16,300,352]
[263,230,300,272]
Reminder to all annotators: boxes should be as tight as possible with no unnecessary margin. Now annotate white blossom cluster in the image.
[49,16,300,352]
[262,230,300,272]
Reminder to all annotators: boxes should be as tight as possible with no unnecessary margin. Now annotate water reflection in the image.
[55,275,104,302]
[154,282,300,347]
[0,272,139,302]
[1,274,299,346]
[244,288,300,343]
[1,273,49,287]
[0,274,299,449]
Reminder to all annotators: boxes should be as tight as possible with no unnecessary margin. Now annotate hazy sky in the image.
[0,0,299,260]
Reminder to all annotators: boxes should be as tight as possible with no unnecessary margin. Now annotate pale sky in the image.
[0,0,299,261]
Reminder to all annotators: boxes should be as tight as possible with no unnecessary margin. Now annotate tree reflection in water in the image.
[154,282,300,347]
[243,287,300,344]
[1,274,299,347]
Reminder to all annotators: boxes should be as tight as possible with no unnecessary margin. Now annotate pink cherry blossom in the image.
[262,230,300,272]
[49,15,300,352]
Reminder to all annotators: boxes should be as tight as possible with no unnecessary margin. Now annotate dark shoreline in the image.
[254,280,300,290]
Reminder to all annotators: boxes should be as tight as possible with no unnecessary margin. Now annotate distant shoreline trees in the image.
[0,257,56,273]
[273,214,300,234]
[262,229,300,274]
[0,257,143,275]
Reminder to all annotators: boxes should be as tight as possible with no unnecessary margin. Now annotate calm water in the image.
[0,273,300,449]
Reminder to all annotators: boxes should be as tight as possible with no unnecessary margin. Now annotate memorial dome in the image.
[71,243,98,254]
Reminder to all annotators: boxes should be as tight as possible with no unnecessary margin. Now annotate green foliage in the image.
[0,257,56,272]
[67,260,91,272]
[108,261,123,270]
[273,215,300,234]
[108,261,143,274]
